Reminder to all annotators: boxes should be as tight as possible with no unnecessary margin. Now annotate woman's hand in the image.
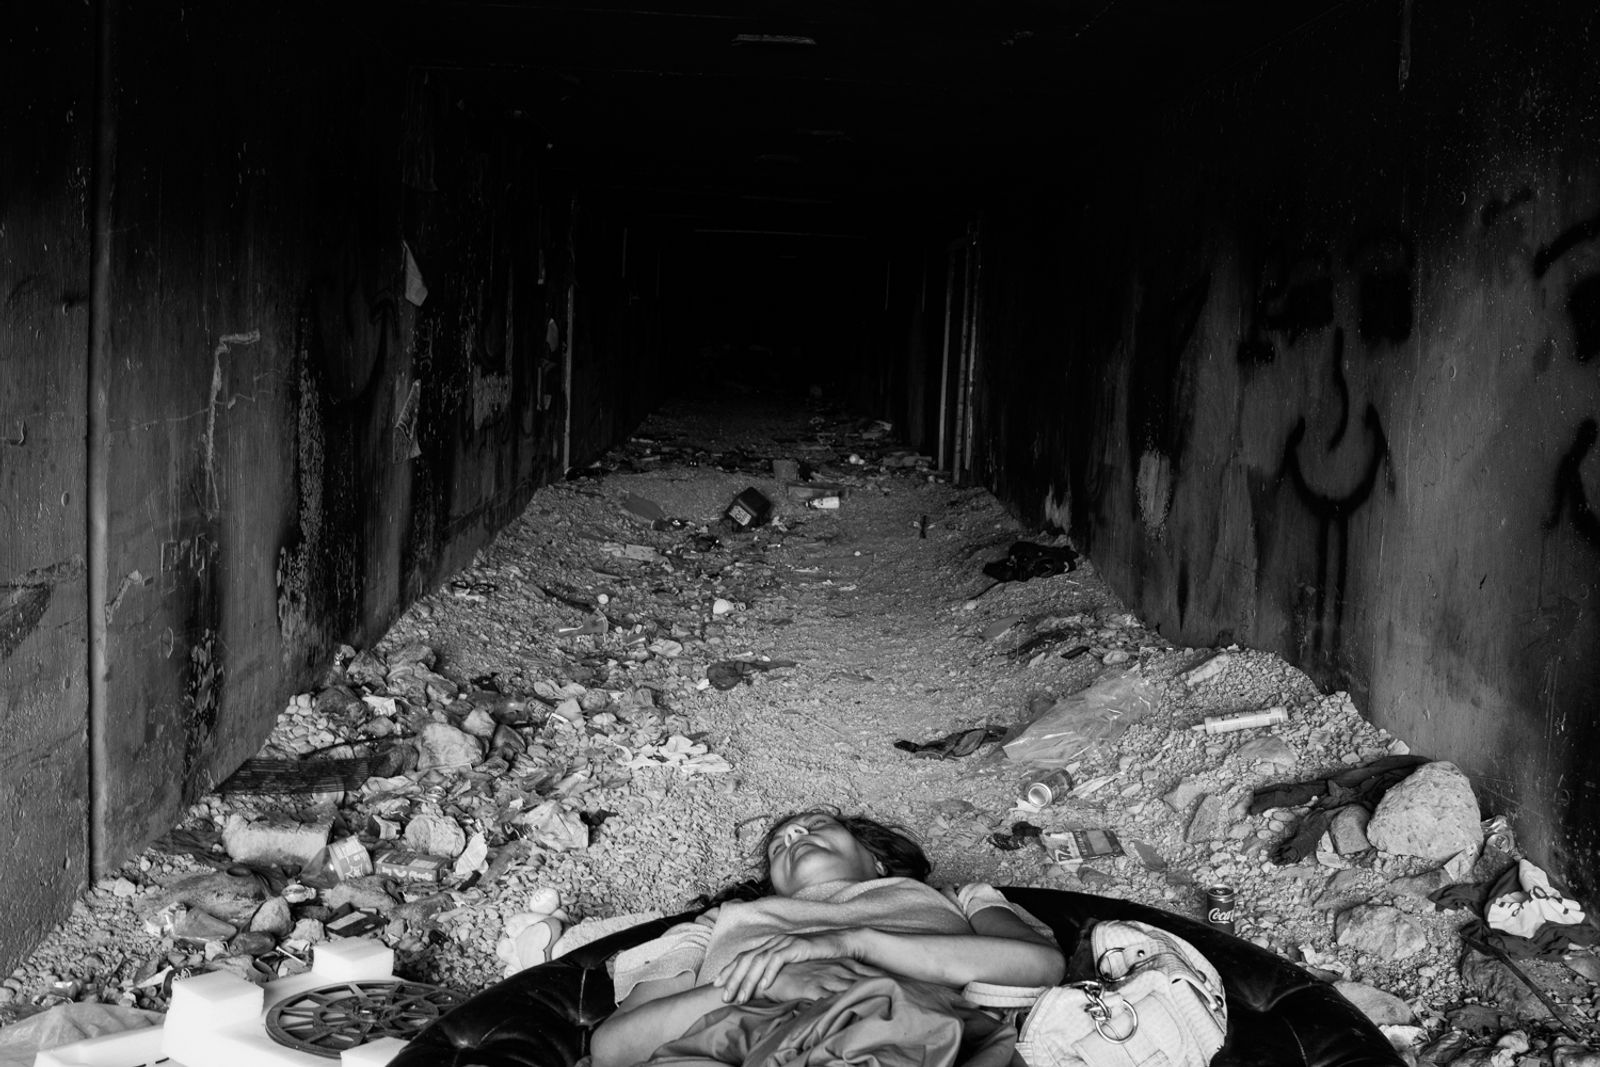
[712,931,861,1003]
[761,958,887,1003]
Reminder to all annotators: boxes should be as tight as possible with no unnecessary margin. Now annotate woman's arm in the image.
[713,915,1065,1004]
[590,974,727,1067]
[592,959,893,1066]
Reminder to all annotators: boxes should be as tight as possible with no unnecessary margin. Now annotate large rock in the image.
[144,870,267,928]
[223,811,333,866]
[1335,904,1429,960]
[404,814,468,858]
[1335,980,1414,1026]
[1366,762,1482,862]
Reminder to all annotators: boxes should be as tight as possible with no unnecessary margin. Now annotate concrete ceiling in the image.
[366,0,1353,232]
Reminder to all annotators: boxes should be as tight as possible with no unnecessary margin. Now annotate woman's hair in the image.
[691,807,933,909]
[754,806,933,883]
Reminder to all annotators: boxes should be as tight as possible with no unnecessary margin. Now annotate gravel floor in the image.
[2,390,1595,1063]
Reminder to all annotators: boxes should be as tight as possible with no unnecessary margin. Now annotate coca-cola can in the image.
[1205,885,1237,933]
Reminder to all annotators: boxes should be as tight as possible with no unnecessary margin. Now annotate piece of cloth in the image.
[1432,862,1600,961]
[611,879,1048,1004]
[1248,754,1429,864]
[1487,859,1587,937]
[642,975,1018,1067]
[894,726,1008,759]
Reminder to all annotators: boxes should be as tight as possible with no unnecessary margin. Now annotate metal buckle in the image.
[1079,982,1139,1043]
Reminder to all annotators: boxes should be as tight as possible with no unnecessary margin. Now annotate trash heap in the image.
[3,399,1600,1067]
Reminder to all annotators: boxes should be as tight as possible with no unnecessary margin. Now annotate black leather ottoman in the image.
[390,887,1406,1067]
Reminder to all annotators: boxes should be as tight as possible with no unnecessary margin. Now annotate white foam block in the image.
[263,938,397,1010]
[340,1036,409,1065]
[34,1025,169,1067]
[168,971,264,1029]
[311,938,397,981]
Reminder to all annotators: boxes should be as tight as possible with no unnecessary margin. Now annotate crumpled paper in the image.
[621,734,731,775]
[1487,859,1587,938]
[516,800,589,851]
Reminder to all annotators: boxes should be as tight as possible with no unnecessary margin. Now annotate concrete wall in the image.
[0,2,658,968]
[971,3,1600,895]
[0,4,94,970]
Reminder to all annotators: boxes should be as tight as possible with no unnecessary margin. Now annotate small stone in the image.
[228,931,277,956]
[1185,793,1243,843]
[460,708,498,739]
[1329,806,1372,854]
[249,897,294,937]
[1335,980,1415,1025]
[1237,735,1296,769]
[112,877,139,898]
[171,907,238,945]
[1314,868,1367,911]
[1163,779,1206,813]
[712,598,735,615]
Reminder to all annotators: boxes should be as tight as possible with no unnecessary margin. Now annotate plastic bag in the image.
[1002,671,1155,767]
[516,800,589,851]
[0,1003,164,1067]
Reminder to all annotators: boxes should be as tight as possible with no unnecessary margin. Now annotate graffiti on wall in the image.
[1532,212,1600,549]
[1236,236,1406,676]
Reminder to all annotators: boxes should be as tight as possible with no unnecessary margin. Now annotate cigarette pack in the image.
[373,849,448,883]
[1046,829,1124,865]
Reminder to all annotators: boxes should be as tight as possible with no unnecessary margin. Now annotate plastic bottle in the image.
[1192,706,1288,734]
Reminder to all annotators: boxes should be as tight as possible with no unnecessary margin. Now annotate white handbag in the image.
[1013,920,1228,1067]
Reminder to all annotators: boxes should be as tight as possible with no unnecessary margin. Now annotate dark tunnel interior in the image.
[3,0,1600,975]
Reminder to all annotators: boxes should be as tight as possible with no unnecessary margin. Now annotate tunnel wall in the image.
[971,2,1600,895]
[0,5,95,971]
[0,2,658,968]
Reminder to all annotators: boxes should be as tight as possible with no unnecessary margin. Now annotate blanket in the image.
[642,975,1019,1067]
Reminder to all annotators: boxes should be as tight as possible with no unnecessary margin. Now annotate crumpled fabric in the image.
[1431,862,1600,960]
[1488,859,1588,938]
[642,975,1016,1067]
[1248,754,1429,864]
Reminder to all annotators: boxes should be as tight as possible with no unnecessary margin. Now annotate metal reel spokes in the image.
[265,979,464,1058]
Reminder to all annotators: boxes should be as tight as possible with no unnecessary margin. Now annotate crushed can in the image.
[326,836,373,880]
[722,487,773,530]
[1023,769,1075,807]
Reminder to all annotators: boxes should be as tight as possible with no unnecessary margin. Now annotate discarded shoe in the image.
[982,541,1080,583]
[894,725,1007,759]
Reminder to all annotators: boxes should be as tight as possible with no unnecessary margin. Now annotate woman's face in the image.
[765,813,883,895]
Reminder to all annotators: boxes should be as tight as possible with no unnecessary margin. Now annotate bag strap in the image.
[962,981,1052,1010]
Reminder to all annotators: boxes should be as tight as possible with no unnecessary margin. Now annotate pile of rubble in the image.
[1,397,1598,1067]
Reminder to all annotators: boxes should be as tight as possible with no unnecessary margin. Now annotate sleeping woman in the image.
[589,808,1065,1067]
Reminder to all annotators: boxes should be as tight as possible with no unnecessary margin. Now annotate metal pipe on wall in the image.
[936,252,956,470]
[86,0,117,876]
